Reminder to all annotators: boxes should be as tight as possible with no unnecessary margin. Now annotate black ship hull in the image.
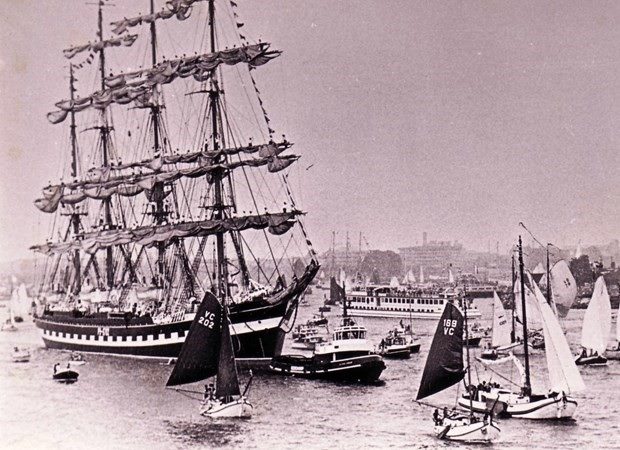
[269,354,386,383]
[35,263,318,359]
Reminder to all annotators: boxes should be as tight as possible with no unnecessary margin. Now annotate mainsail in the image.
[416,302,465,400]
[580,276,611,356]
[491,292,512,348]
[166,291,222,386]
[529,280,585,394]
[549,260,577,318]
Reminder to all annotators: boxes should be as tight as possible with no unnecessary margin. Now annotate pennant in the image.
[239,34,246,40]
[230,1,238,6]
[236,22,244,28]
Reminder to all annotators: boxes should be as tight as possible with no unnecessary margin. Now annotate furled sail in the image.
[580,276,611,355]
[549,260,577,318]
[491,292,512,348]
[110,0,202,34]
[166,291,222,386]
[31,211,301,256]
[34,153,299,212]
[530,280,585,394]
[416,302,465,400]
[47,43,280,123]
[63,34,138,59]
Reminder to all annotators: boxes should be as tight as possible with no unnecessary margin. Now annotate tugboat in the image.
[270,317,385,382]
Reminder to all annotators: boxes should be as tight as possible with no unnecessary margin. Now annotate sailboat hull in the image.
[461,390,578,420]
[575,353,607,366]
[200,397,253,418]
[433,418,500,443]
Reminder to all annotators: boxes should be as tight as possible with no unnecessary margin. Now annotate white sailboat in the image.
[416,301,500,442]
[575,276,611,366]
[479,292,517,360]
[459,237,585,420]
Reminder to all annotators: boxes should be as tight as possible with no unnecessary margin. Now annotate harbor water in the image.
[1,292,619,449]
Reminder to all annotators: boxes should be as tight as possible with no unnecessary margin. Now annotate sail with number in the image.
[549,260,577,318]
[491,292,512,348]
[416,302,465,400]
[166,291,222,386]
[580,276,611,356]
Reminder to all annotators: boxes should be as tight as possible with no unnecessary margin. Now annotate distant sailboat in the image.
[606,305,620,360]
[389,276,400,288]
[479,292,515,360]
[419,266,425,284]
[448,269,454,284]
[575,276,611,366]
[416,301,500,442]
[549,260,577,318]
[166,291,252,418]
[402,269,416,285]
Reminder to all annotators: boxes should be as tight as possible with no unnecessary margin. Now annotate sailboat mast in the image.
[518,236,532,395]
[546,243,551,302]
[97,0,114,288]
[208,0,228,300]
[68,64,81,294]
[462,289,473,419]
[510,253,516,343]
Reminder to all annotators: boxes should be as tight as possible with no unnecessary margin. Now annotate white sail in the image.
[491,292,512,348]
[10,283,30,318]
[389,276,400,288]
[580,276,611,355]
[530,281,585,394]
[403,269,416,285]
[419,266,425,284]
[549,260,577,318]
[514,273,543,329]
[574,241,582,258]
[339,268,347,287]
[448,269,454,284]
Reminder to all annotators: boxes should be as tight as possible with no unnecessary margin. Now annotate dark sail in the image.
[416,302,465,400]
[328,277,345,305]
[166,292,222,387]
[215,305,241,398]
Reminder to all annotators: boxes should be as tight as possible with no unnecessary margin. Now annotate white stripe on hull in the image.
[40,316,283,348]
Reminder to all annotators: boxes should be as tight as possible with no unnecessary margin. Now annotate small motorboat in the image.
[53,363,79,384]
[379,334,410,359]
[575,349,607,366]
[68,352,86,366]
[12,347,30,363]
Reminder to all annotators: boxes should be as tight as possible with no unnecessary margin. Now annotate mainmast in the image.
[68,64,83,295]
[517,236,532,396]
[149,0,167,288]
[97,0,114,289]
[208,0,228,301]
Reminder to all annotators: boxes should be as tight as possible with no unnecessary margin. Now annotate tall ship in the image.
[345,285,481,319]
[31,0,319,360]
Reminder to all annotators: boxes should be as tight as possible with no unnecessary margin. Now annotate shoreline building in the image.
[398,232,464,277]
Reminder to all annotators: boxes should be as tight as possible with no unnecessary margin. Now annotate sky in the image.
[0,0,618,262]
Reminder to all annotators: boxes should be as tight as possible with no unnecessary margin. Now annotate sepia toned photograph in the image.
[0,0,618,448]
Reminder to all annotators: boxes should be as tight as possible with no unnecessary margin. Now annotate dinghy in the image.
[480,292,513,360]
[167,292,252,419]
[416,301,500,443]
[12,347,30,363]
[575,276,611,366]
[53,363,79,384]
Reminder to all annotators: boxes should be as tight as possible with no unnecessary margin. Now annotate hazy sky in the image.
[0,0,618,262]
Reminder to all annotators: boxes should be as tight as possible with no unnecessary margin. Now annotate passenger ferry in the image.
[345,286,481,319]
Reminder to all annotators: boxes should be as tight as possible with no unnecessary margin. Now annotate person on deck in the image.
[53,363,59,374]
[433,408,441,425]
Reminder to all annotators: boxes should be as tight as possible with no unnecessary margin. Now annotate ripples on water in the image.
[1,295,619,449]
